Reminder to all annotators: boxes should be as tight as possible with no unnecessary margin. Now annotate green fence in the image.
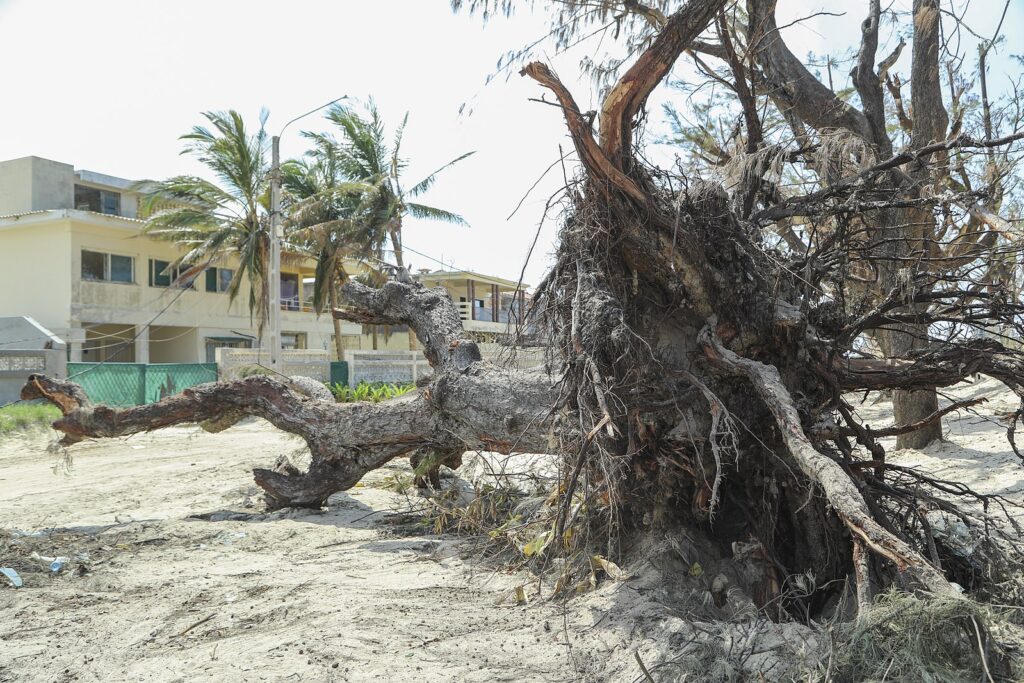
[67,363,218,407]
[329,361,349,387]
[145,363,219,403]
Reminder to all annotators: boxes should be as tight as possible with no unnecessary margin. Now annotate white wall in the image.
[0,349,66,404]
[149,325,199,364]
[0,220,73,336]
[0,156,74,215]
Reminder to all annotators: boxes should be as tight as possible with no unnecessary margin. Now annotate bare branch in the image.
[851,0,893,154]
[334,279,481,370]
[747,0,873,140]
[598,0,727,164]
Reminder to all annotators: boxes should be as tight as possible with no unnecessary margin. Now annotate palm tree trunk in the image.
[388,218,404,269]
[328,281,345,361]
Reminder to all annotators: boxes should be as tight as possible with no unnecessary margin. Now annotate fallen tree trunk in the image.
[24,280,556,509]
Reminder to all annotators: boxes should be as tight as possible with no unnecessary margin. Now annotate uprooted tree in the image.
[23,0,1024,651]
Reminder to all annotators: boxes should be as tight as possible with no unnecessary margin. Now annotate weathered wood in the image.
[701,326,954,594]
[598,0,728,166]
[28,279,556,509]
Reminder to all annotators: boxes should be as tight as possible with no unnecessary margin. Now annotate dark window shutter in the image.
[150,260,171,287]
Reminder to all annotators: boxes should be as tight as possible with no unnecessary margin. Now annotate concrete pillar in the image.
[68,324,85,363]
[135,324,150,365]
[467,279,476,321]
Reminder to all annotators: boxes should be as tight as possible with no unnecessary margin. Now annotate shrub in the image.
[0,403,61,436]
[327,382,415,403]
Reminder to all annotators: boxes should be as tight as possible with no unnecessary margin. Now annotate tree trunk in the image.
[883,0,949,450]
[328,281,346,362]
[388,218,404,270]
[878,313,943,449]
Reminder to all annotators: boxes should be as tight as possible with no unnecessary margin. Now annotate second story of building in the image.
[417,270,530,335]
[0,155,353,338]
[0,156,142,220]
[0,155,534,356]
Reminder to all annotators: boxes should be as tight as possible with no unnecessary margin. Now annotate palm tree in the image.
[281,144,386,359]
[284,101,473,354]
[137,110,273,331]
[323,100,474,269]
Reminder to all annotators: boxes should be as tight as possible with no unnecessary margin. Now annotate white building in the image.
[0,156,361,364]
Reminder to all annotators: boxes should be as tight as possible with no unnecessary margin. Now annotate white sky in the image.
[0,0,1019,286]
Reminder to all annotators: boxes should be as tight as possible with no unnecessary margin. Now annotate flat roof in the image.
[75,169,137,191]
[0,208,145,230]
[418,269,528,290]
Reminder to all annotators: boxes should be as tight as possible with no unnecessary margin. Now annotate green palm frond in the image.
[289,99,470,319]
[138,109,271,330]
[407,151,476,198]
[404,202,469,225]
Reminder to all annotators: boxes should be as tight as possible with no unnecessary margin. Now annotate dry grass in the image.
[825,592,1024,682]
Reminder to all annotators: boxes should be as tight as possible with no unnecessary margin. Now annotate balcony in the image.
[456,301,524,333]
[279,294,318,314]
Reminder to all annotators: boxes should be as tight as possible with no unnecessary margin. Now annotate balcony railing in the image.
[455,301,525,329]
[278,295,322,313]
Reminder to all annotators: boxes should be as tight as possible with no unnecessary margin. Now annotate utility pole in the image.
[266,95,348,368]
[267,135,283,367]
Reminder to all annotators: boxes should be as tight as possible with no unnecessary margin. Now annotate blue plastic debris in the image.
[1,567,23,588]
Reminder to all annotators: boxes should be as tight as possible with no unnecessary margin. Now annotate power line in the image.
[65,282,198,380]
[402,244,467,274]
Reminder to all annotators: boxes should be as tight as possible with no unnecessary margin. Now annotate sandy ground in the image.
[1,377,1022,682]
[857,376,1024,504]
[0,422,594,682]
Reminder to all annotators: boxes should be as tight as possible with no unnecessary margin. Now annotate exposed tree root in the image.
[700,326,953,594]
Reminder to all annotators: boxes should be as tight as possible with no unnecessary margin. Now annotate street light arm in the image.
[279,94,350,138]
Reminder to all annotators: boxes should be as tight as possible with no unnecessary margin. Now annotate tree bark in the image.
[880,0,949,449]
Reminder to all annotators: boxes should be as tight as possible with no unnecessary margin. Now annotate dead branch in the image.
[598,0,727,165]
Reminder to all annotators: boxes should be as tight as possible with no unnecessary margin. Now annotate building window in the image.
[281,332,306,350]
[205,267,234,293]
[81,250,134,283]
[74,185,121,216]
[81,250,105,281]
[281,273,300,310]
[149,259,195,288]
[150,259,172,287]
